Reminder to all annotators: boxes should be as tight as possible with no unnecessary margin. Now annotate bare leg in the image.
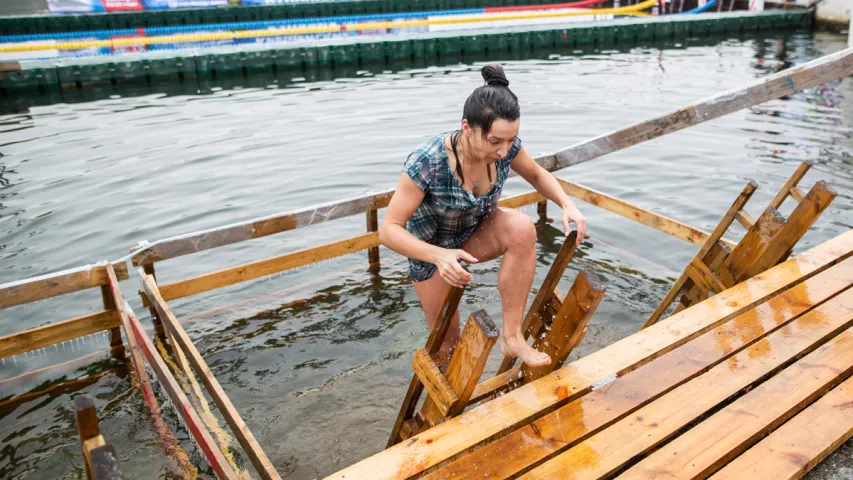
[462,208,551,367]
[412,274,461,367]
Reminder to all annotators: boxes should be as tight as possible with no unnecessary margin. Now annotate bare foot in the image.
[500,334,551,368]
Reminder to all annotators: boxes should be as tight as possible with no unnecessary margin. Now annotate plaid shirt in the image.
[404,133,522,282]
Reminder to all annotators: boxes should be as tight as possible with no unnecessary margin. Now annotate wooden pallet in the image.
[644,161,836,329]
[330,228,853,480]
[388,232,607,445]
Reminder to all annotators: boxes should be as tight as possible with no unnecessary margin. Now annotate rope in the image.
[683,0,718,13]
[0,0,656,53]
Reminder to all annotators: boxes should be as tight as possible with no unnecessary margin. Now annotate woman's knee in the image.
[501,209,537,249]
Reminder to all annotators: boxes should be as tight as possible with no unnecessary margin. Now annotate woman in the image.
[379,65,587,368]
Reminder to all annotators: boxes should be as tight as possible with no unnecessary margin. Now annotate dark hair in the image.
[451,64,520,185]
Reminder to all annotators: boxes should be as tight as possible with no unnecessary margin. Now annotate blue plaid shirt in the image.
[404,133,522,282]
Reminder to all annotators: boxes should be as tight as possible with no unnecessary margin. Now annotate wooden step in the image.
[621,328,853,479]
[328,229,853,480]
[520,287,853,480]
[421,256,853,480]
[710,375,853,480]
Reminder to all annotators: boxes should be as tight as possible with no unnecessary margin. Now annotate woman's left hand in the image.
[562,205,587,246]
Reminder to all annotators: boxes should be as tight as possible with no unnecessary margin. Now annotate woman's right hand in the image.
[432,248,479,288]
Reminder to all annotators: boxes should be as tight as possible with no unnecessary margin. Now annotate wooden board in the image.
[421,256,853,480]
[141,272,280,480]
[0,309,120,359]
[521,289,853,480]
[546,49,853,171]
[157,232,379,302]
[0,261,129,309]
[768,161,813,210]
[716,207,787,288]
[327,229,853,480]
[412,349,458,418]
[620,327,853,479]
[710,375,853,480]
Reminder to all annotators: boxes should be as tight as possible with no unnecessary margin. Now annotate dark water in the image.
[2,30,853,479]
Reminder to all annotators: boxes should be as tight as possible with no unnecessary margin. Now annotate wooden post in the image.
[366,208,380,272]
[523,269,606,383]
[137,263,166,340]
[387,286,465,447]
[76,395,100,480]
[497,232,579,375]
[76,395,123,479]
[536,201,552,225]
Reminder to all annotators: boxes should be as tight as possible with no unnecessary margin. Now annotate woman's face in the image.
[462,118,520,164]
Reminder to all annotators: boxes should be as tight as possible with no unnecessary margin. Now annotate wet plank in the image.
[0,261,128,309]
[716,207,787,288]
[621,326,853,479]
[140,272,280,480]
[329,229,853,480]
[768,161,813,210]
[0,309,120,359]
[497,232,578,375]
[710,376,853,480]
[421,256,853,480]
[156,232,379,302]
[412,349,458,418]
[521,288,853,480]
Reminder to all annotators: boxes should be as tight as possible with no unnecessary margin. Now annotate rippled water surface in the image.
[2,30,853,479]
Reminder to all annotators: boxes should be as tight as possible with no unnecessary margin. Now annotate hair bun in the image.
[481,64,510,88]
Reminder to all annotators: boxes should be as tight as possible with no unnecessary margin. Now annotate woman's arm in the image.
[510,146,587,246]
[379,172,479,287]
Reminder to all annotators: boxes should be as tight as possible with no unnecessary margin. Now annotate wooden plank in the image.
[790,185,807,203]
[716,207,787,288]
[125,287,237,480]
[621,328,853,480]
[329,229,853,480]
[710,376,853,480]
[467,367,523,406]
[644,181,758,328]
[75,395,102,480]
[521,290,853,480]
[0,261,129,309]
[0,310,120,359]
[768,161,813,210]
[686,257,727,294]
[744,180,837,280]
[412,349,458,418]
[420,310,500,425]
[131,187,542,268]
[387,286,465,447]
[734,210,755,230]
[545,50,853,172]
[421,256,853,480]
[157,232,379,302]
[522,269,606,383]
[558,179,737,249]
[497,232,579,375]
[140,273,280,480]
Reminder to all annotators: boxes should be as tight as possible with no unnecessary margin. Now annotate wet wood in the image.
[498,232,578,375]
[125,287,237,480]
[367,209,380,272]
[557,179,736,249]
[0,309,120,359]
[387,286,465,447]
[622,326,853,480]
[0,261,128,309]
[768,161,813,210]
[734,210,755,230]
[467,366,522,406]
[412,349,458,417]
[523,270,606,383]
[330,229,853,480]
[156,232,380,302]
[420,256,853,480]
[547,50,853,171]
[420,311,500,428]
[522,289,853,480]
[140,273,280,480]
[75,395,121,480]
[710,376,853,480]
[101,285,123,354]
[716,207,787,288]
[744,180,837,280]
[644,181,758,328]
[88,444,123,480]
[105,266,153,397]
[536,201,551,224]
[685,257,727,294]
[790,186,806,203]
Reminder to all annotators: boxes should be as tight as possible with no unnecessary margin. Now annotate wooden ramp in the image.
[328,228,853,480]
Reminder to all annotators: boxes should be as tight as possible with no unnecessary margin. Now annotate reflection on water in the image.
[1,30,853,479]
